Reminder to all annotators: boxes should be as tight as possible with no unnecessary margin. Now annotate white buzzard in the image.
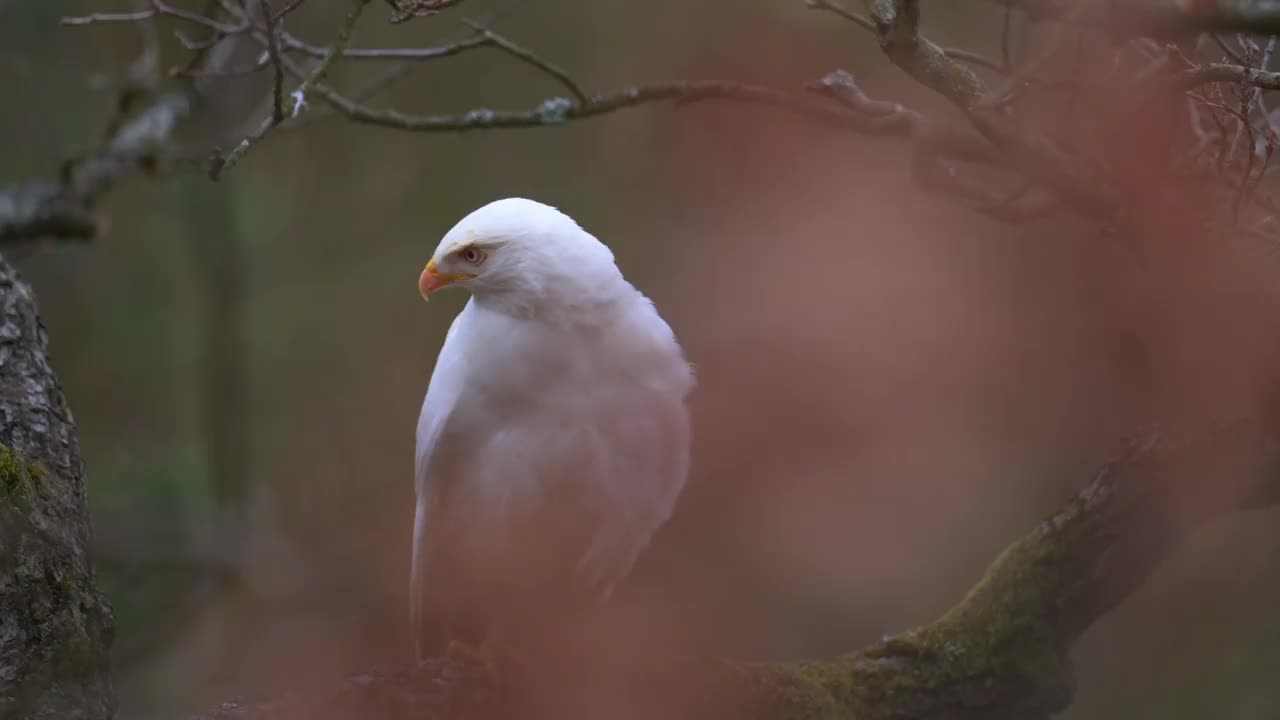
[410,198,694,665]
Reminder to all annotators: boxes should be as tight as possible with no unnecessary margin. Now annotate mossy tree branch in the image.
[185,419,1280,720]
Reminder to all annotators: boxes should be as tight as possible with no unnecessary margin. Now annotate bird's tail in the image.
[409,492,432,663]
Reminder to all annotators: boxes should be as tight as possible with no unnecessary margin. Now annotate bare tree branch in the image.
[278,32,490,61]
[1180,61,1280,90]
[63,0,246,34]
[805,68,1054,221]
[49,0,1280,238]
[862,0,985,109]
[856,0,1116,221]
[61,8,156,25]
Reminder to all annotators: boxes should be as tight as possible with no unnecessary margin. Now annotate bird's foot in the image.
[446,639,499,686]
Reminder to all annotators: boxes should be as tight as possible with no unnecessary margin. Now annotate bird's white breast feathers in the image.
[413,287,693,607]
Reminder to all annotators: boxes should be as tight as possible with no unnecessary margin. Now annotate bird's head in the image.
[419,198,621,308]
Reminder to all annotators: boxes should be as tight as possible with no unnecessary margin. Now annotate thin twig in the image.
[1261,35,1278,70]
[311,75,875,134]
[210,0,370,179]
[289,0,368,114]
[387,0,464,24]
[61,9,156,25]
[460,19,586,104]
[1213,34,1248,66]
[170,58,270,79]
[64,0,245,34]
[279,32,490,61]
[153,0,246,34]
[175,28,224,50]
[272,46,980,152]
[260,0,286,124]
[273,0,306,20]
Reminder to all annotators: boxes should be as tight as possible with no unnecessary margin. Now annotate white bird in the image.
[410,198,694,669]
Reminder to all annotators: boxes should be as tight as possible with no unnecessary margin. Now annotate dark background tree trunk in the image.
[0,254,115,720]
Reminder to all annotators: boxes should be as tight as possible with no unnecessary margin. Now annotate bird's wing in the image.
[574,383,692,602]
[567,302,693,602]
[410,307,471,661]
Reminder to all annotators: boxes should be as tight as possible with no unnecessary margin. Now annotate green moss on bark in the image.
[726,493,1102,720]
[0,444,37,560]
[0,443,115,719]
[1,444,35,499]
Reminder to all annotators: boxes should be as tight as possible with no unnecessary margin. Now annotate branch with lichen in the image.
[35,0,1280,232]
[43,0,1280,232]
[20,0,1024,240]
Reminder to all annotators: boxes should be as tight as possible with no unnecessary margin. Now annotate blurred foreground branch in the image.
[0,9,242,244]
[986,0,1280,36]
[183,418,1280,720]
[0,89,195,243]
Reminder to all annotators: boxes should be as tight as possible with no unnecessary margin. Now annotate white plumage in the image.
[410,198,694,662]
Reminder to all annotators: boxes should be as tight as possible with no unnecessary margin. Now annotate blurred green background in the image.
[4,1,1280,719]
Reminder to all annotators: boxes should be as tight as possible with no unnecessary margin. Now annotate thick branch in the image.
[860,0,1116,221]
[55,0,1280,232]
[809,70,1055,221]
[184,419,1280,720]
[805,0,1006,73]
[863,0,986,110]
[60,1,1056,227]
[1180,62,1280,91]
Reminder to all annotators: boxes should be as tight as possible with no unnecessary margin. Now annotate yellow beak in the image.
[418,258,475,300]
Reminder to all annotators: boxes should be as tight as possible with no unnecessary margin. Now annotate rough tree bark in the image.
[0,256,115,720]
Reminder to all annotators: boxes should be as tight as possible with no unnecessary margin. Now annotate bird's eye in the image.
[458,246,486,265]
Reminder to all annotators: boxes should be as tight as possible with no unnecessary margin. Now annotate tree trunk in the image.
[0,255,115,720]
